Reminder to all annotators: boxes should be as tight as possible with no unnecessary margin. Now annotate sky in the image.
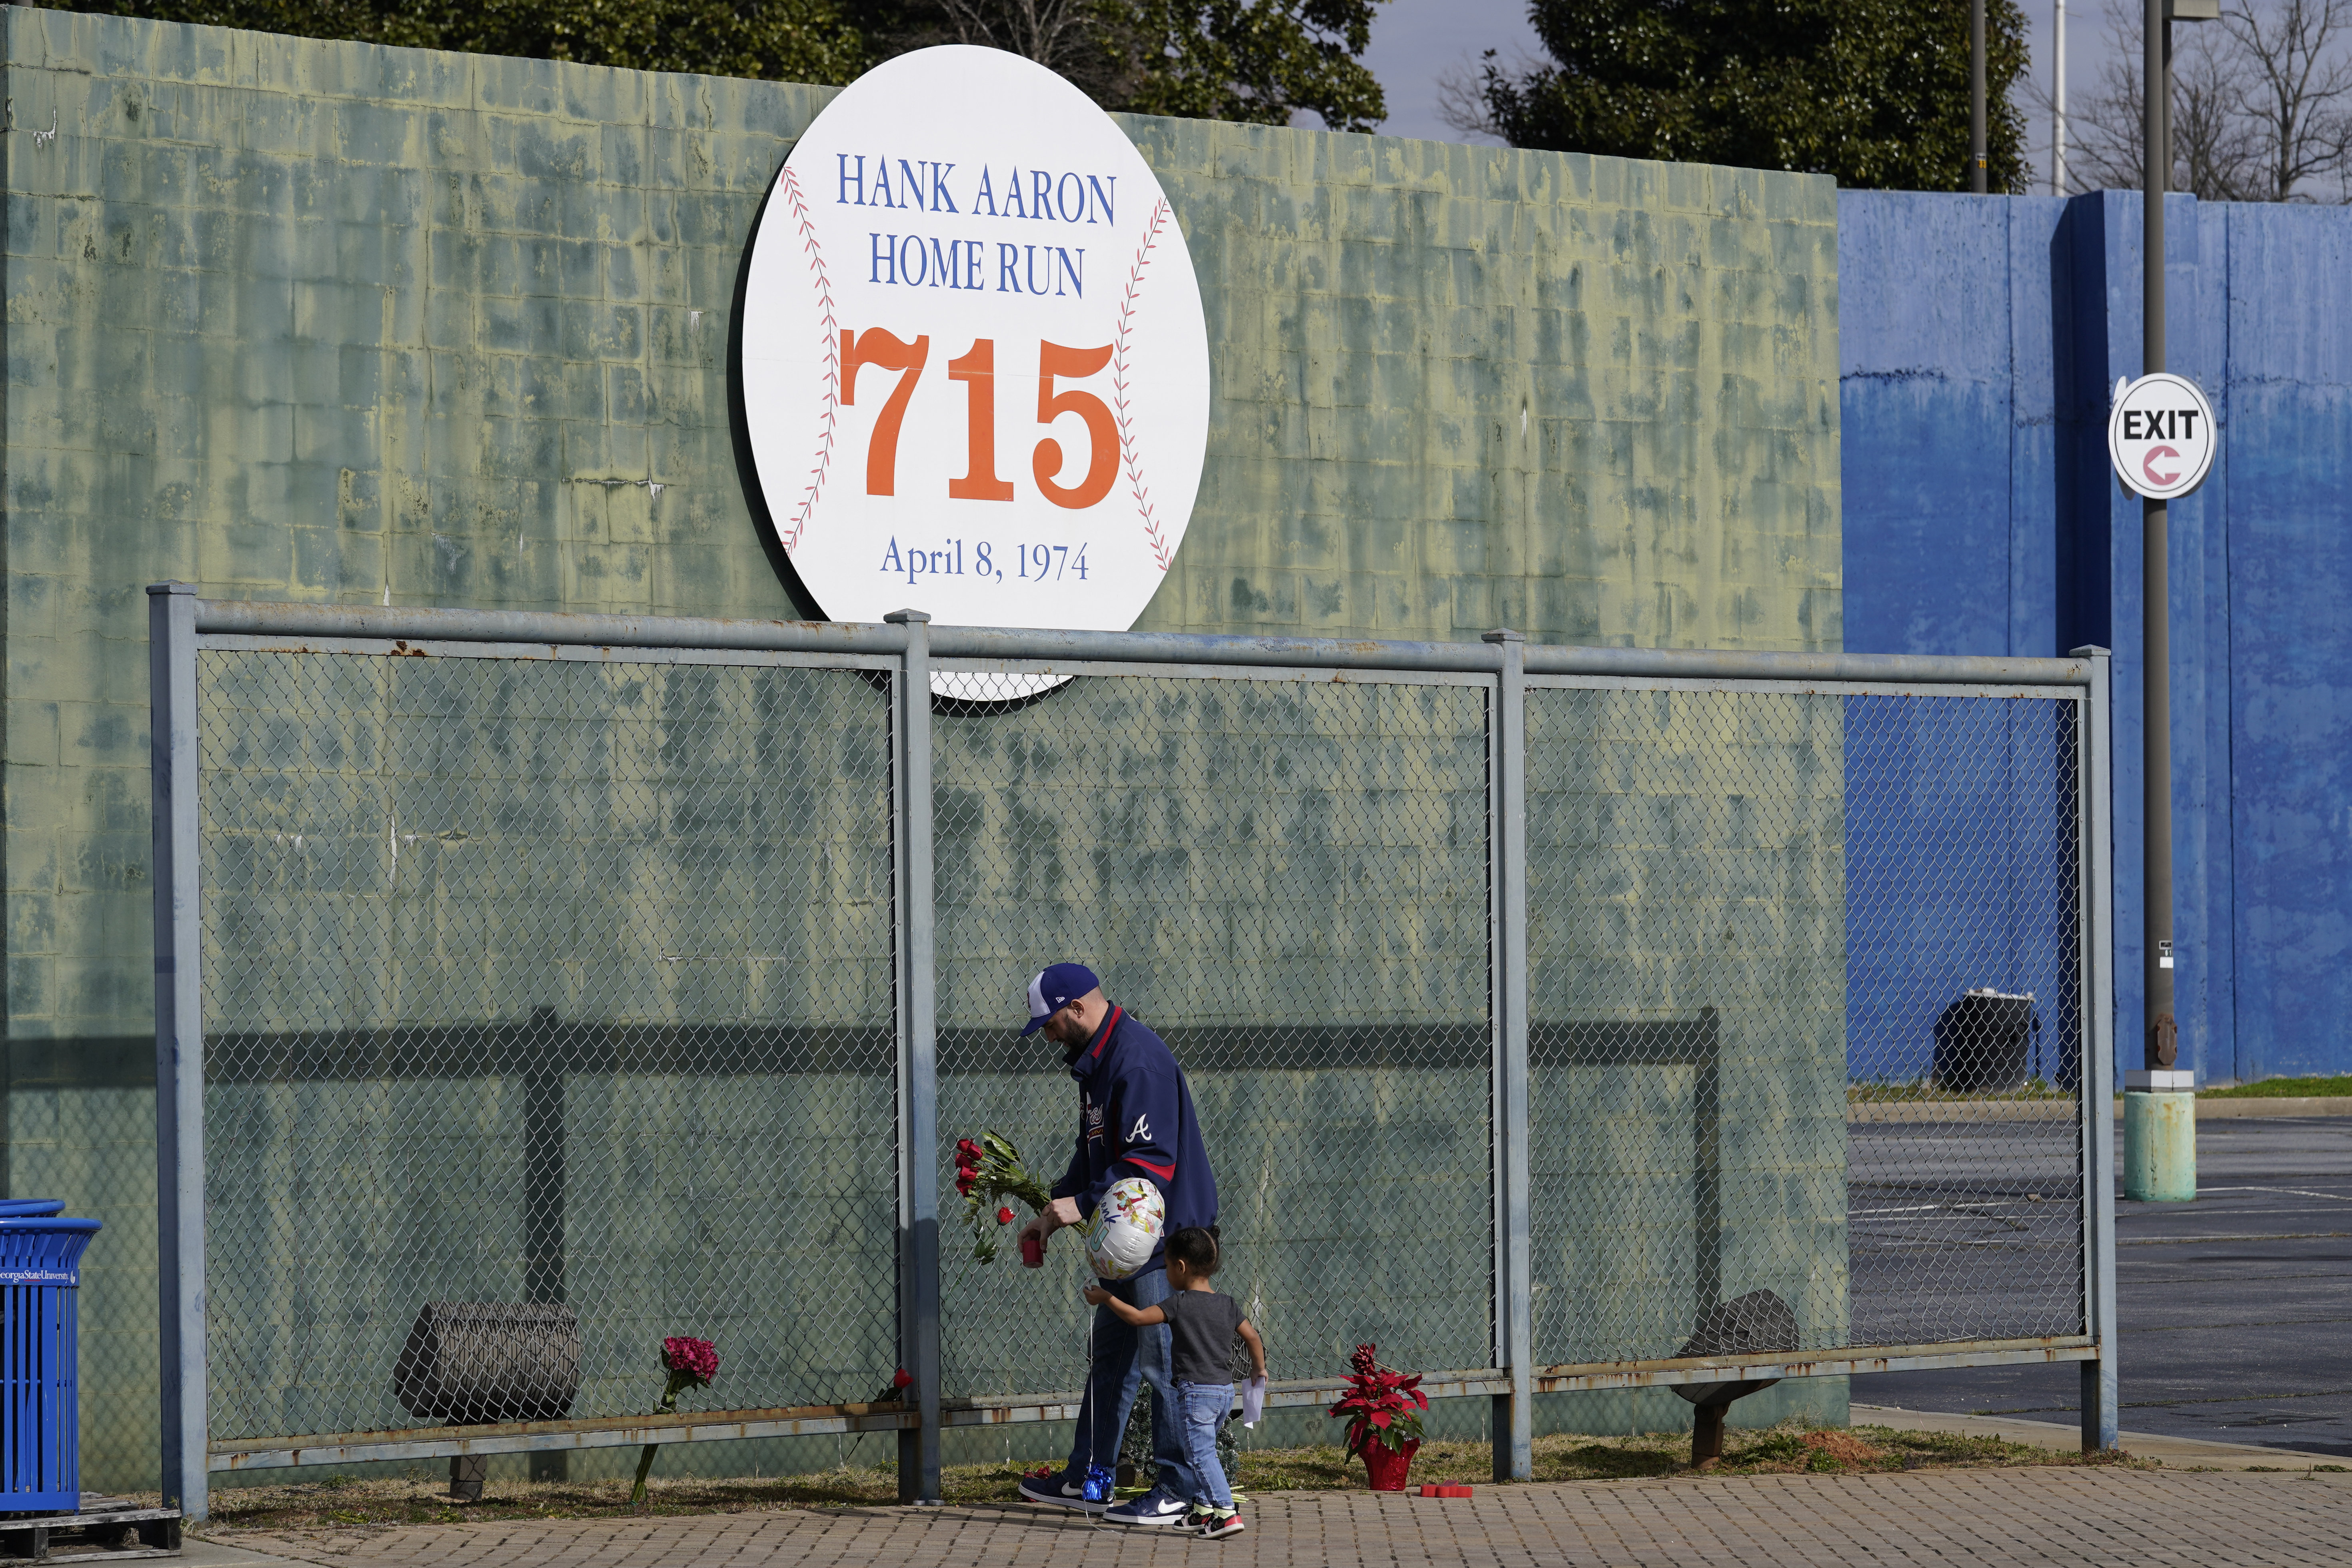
[1356,0,2120,196]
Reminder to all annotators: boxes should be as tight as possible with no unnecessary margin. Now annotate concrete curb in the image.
[1847,1095,2352,1124]
[1850,1404,2348,1469]
[2183,1095,2352,1118]
[184,1540,320,1568]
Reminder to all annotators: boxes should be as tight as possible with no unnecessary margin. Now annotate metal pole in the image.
[2074,647,2120,1452]
[1482,629,1531,1482]
[2143,0,2177,1076]
[1972,0,1990,191]
[885,609,942,1504]
[147,583,208,1520]
[2055,0,2069,193]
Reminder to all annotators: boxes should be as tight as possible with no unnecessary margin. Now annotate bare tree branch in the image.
[2039,0,2352,199]
[1435,51,1505,142]
[2223,0,2352,198]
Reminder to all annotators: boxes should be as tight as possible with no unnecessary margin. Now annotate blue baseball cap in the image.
[1021,963,1100,1035]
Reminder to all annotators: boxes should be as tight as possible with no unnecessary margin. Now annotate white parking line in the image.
[2198,1185,2352,1202]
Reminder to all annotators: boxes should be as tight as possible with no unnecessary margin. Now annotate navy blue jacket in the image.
[1052,1005,1216,1274]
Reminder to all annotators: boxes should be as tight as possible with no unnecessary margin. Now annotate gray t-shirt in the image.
[1161,1288,1245,1386]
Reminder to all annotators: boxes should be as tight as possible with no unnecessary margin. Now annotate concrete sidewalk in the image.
[198,1468,2352,1568]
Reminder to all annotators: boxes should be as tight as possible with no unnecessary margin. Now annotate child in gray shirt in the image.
[1085,1226,1267,1538]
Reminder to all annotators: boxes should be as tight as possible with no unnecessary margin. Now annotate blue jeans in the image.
[1069,1266,1192,1498]
[1175,1380,1235,1508]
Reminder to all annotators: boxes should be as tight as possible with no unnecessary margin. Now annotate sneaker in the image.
[1199,1508,1246,1540]
[1103,1485,1191,1526]
[1183,1505,1214,1530]
[1017,1468,1105,1511]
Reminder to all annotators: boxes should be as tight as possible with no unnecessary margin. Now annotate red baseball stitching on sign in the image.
[1113,199,1173,572]
[779,165,837,553]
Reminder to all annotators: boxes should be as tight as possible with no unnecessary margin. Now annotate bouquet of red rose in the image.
[954,1131,1055,1264]
[1327,1342,1427,1459]
[631,1336,719,1504]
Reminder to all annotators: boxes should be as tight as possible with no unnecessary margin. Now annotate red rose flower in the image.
[997,1206,1014,1224]
[661,1336,719,1385]
[893,1367,913,1390]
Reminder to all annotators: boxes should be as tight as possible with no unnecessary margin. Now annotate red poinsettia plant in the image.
[954,1131,1055,1263]
[1328,1342,1427,1458]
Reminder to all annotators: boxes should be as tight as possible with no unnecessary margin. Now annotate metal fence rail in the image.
[148,589,2116,1518]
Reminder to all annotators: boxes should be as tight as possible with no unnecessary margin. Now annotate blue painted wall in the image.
[1842,188,2352,1082]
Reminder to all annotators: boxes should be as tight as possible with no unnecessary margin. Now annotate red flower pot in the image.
[1360,1437,1419,1491]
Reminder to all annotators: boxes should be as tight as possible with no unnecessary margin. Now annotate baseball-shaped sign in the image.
[2108,372,2216,501]
[738,46,1210,643]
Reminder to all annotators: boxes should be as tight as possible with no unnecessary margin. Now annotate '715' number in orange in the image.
[840,330,1115,510]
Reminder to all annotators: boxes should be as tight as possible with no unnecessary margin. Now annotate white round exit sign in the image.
[2108,372,2216,501]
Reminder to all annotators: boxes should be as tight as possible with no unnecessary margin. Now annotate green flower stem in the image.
[629,1384,685,1504]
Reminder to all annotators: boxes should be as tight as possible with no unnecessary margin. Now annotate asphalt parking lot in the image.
[1857,1113,2352,1456]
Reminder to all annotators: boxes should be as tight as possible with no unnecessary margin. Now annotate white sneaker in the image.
[1103,1486,1191,1526]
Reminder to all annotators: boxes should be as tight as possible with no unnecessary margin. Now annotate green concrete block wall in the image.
[1525,689,1848,1368]
[0,7,1839,1486]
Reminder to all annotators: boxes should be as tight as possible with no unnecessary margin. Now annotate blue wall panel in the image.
[1839,194,2082,1086]
[1842,188,2352,1083]
[2222,206,2352,1079]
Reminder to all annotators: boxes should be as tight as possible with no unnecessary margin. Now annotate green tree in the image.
[74,1,1389,130]
[1470,0,2030,192]
[1120,0,1387,128]
[64,0,869,86]
[849,0,1389,130]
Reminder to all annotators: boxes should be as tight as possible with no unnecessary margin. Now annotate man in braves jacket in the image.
[1014,961,1217,1525]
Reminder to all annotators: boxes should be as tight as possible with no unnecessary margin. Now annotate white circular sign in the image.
[739,46,1210,646]
[2108,372,2216,501]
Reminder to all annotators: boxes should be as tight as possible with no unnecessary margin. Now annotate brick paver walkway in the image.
[215,1467,2352,1567]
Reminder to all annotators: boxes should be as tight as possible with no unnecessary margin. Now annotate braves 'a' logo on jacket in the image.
[1052,1005,1217,1252]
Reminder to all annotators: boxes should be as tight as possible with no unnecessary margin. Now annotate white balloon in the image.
[1084,1176,1166,1282]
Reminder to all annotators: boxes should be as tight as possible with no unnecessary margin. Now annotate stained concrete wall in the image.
[0,7,1842,1485]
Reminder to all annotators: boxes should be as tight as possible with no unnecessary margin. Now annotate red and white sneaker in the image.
[1198,1508,1246,1539]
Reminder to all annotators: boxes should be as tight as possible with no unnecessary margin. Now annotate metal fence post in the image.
[885,610,942,1503]
[1482,629,1531,1481]
[2073,645,2120,1452]
[147,583,208,1520]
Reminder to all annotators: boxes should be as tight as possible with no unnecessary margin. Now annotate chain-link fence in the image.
[933,668,1495,1400]
[195,649,899,1440]
[149,597,2112,1514]
[1525,685,2086,1372]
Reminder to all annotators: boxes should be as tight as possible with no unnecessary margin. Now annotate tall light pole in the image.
[2120,0,2220,1217]
[2055,0,2068,194]
[2144,0,2173,1084]
[1972,0,1989,192]
[2145,0,2219,1081]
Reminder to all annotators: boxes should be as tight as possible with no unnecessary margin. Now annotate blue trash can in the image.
[0,1211,101,1512]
